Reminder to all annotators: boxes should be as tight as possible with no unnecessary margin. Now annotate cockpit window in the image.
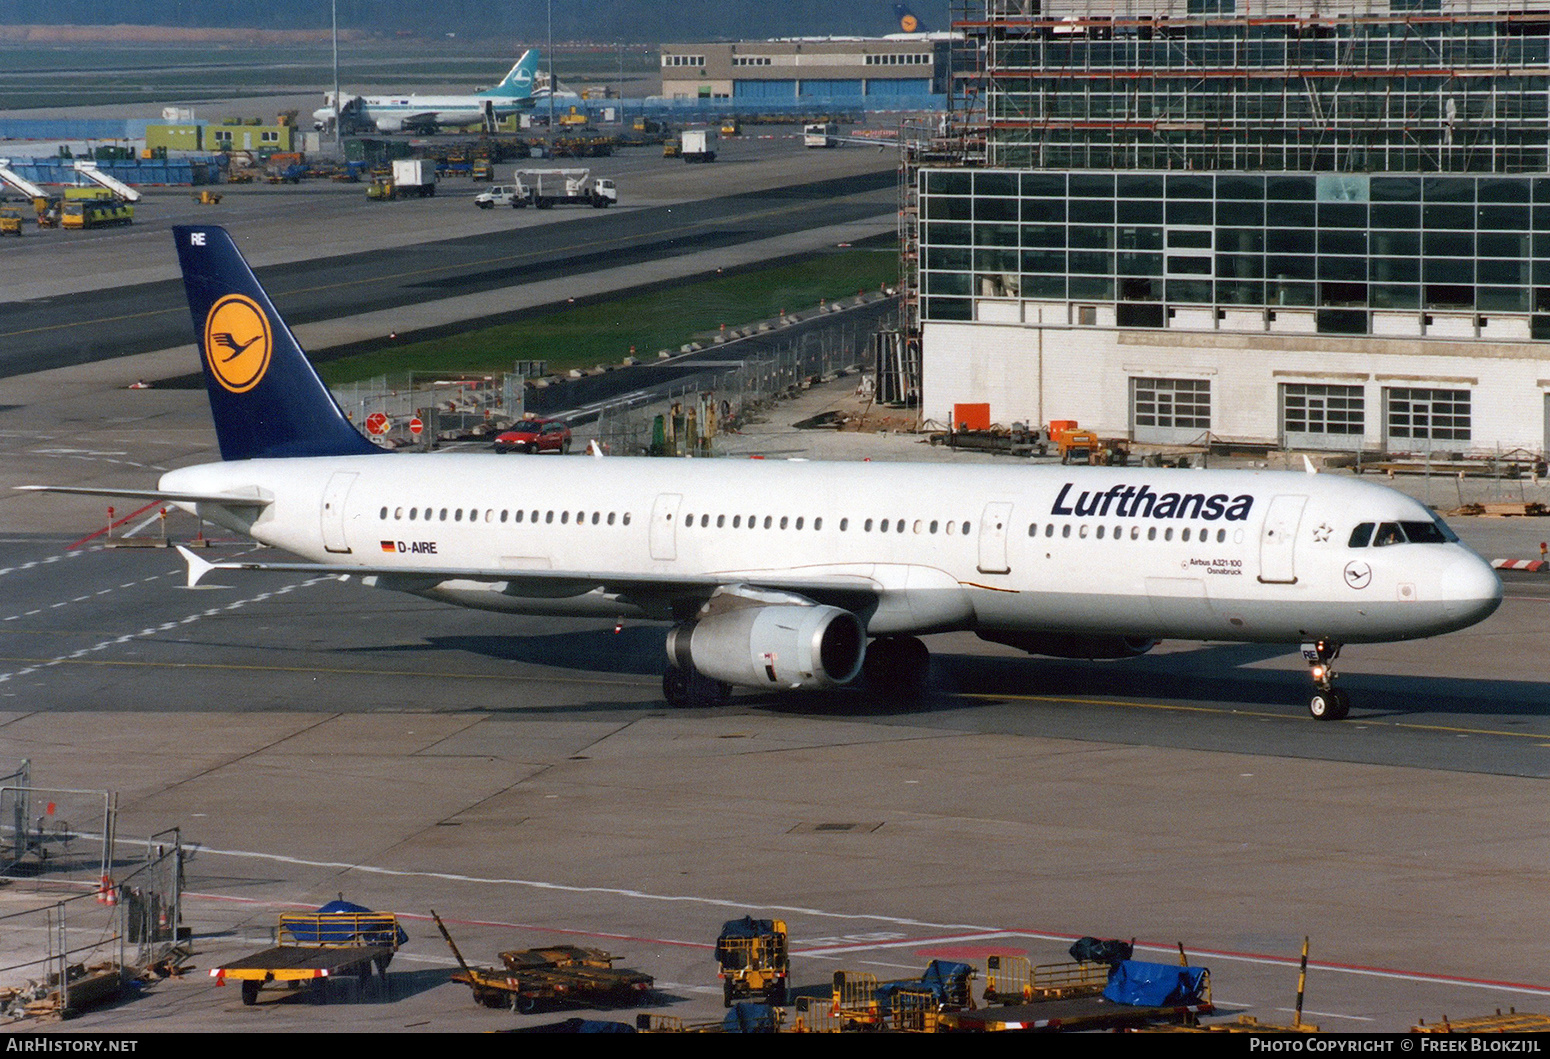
[1400,521,1448,544]
[1372,522,1406,547]
[1348,523,1374,548]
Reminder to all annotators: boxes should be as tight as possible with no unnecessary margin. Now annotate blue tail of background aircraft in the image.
[173,225,382,462]
[893,3,929,32]
[491,49,540,98]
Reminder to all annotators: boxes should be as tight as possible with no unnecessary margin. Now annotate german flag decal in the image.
[380,540,396,553]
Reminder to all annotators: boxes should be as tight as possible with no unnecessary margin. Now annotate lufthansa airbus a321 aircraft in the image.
[25,228,1503,720]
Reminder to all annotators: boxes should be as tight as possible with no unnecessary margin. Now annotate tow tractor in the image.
[715,917,789,1006]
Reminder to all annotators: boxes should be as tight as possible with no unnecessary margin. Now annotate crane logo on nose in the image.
[1344,561,1372,590]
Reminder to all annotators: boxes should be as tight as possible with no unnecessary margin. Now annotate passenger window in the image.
[623,513,631,525]
[500,510,508,523]
[930,520,938,534]
[780,516,788,530]
[1373,522,1406,547]
[409,508,418,521]
[1130,527,1139,540]
[1216,529,1225,543]
[1045,524,1054,538]
[764,516,773,529]
[394,507,403,520]
[840,518,848,531]
[1148,527,1156,541]
[545,511,554,523]
[795,517,804,530]
[379,507,388,520]
[607,512,615,525]
[440,508,448,521]
[716,515,725,527]
[1096,525,1106,539]
[945,520,954,535]
[896,520,905,533]
[1028,523,1036,536]
[1164,528,1173,541]
[733,515,742,528]
[1181,528,1189,542]
[962,521,971,535]
[1062,524,1071,538]
[515,510,524,523]
[1079,525,1088,538]
[865,519,873,532]
[814,517,822,530]
[561,511,569,524]
[1114,526,1121,539]
[594,512,602,525]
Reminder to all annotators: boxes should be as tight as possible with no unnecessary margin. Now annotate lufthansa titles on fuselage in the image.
[1050,482,1255,521]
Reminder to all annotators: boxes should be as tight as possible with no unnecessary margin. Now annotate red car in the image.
[494,418,571,454]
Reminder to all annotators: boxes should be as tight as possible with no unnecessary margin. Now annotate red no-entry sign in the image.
[409,416,424,436]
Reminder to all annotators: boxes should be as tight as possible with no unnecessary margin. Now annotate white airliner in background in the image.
[313,50,543,134]
[24,227,1503,720]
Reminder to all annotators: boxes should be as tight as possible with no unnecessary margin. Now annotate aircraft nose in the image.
[1440,554,1503,625]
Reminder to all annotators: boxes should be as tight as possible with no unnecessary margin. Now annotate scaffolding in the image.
[960,0,1550,173]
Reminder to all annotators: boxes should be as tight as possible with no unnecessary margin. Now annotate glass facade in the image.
[918,169,1547,333]
[979,0,1550,174]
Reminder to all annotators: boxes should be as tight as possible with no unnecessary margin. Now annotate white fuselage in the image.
[160,455,1501,646]
[357,94,529,131]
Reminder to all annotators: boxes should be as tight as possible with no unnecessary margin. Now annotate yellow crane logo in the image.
[203,294,272,393]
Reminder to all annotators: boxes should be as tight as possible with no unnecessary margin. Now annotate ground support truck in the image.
[209,906,404,1005]
[715,917,788,1006]
[514,168,617,209]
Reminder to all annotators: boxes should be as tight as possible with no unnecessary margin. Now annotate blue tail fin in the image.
[173,225,381,461]
[491,49,539,98]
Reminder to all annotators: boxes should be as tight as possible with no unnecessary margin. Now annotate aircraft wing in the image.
[17,485,272,508]
[176,546,880,610]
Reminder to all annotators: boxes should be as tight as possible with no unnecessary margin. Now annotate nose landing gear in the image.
[1302,640,1349,721]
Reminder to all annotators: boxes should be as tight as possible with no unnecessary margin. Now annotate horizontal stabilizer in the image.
[16,485,272,507]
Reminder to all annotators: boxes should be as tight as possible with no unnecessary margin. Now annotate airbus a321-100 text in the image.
[23,228,1503,720]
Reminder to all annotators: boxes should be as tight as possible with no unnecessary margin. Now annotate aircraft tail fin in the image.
[894,3,928,32]
[172,225,382,462]
[492,49,539,98]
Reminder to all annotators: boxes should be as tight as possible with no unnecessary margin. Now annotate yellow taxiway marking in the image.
[958,691,1550,742]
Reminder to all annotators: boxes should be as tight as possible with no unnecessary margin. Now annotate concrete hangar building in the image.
[659,37,950,104]
[918,0,1550,455]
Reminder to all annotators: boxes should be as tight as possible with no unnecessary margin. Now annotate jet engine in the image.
[667,604,865,690]
[977,630,1156,659]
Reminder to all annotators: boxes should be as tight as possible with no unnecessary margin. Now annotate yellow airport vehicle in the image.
[716,917,788,1006]
[984,955,1109,1004]
[0,205,23,236]
[191,190,223,205]
[209,906,403,1006]
[60,193,133,230]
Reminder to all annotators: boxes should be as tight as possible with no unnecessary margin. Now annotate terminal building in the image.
[659,38,950,105]
[915,1,1550,454]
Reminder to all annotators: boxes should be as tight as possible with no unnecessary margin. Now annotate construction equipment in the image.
[715,917,788,1007]
[433,911,654,1013]
[208,902,404,1006]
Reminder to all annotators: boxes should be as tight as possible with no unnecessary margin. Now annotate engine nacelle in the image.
[667,604,865,690]
[977,630,1156,660]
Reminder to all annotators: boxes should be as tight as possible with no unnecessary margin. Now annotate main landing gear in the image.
[662,664,732,708]
[1302,640,1349,721]
[862,635,930,701]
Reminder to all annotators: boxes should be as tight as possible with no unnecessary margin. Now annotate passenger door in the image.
[977,501,1013,575]
[321,472,358,554]
[1258,494,1307,584]
[650,493,682,561]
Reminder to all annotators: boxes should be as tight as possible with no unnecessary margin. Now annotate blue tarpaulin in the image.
[722,1002,780,1033]
[1102,960,1209,1007]
[283,899,408,947]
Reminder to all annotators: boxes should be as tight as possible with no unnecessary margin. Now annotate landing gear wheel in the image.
[663,666,732,708]
[1309,688,1350,721]
[862,636,930,702]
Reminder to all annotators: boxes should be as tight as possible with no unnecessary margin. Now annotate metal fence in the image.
[587,307,891,457]
[331,372,525,448]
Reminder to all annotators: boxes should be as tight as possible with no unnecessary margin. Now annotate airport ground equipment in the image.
[1414,1008,1550,1033]
[73,161,142,203]
[943,960,1212,1032]
[191,190,223,205]
[208,903,404,1005]
[715,917,789,1006]
[434,911,653,1013]
[59,188,133,230]
[637,1004,783,1033]
[662,138,682,159]
[368,159,436,200]
[512,168,616,209]
[680,128,717,163]
[804,122,838,148]
[474,184,526,208]
[983,955,1109,1004]
[0,160,59,225]
[0,205,23,236]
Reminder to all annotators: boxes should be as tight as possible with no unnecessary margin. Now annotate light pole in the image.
[331,0,341,149]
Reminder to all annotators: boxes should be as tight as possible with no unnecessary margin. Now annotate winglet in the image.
[177,545,216,588]
[1303,455,1318,475]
